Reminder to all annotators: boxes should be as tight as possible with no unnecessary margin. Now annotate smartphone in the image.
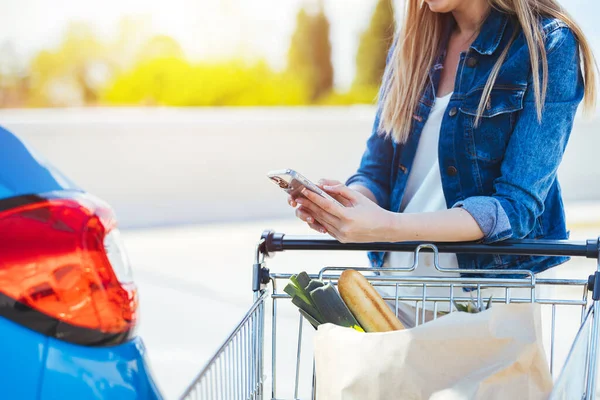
[267,169,345,208]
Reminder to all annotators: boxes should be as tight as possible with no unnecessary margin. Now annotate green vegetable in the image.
[310,283,364,332]
[306,279,324,293]
[286,277,312,306]
[452,295,494,313]
[285,274,325,323]
[284,272,364,332]
[291,295,324,323]
[298,309,321,329]
[295,271,312,290]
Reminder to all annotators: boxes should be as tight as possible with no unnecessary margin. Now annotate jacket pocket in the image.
[460,85,526,163]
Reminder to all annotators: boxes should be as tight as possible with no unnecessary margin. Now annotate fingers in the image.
[318,178,342,187]
[331,193,353,207]
[296,206,327,233]
[317,180,350,206]
[295,206,312,222]
[308,221,327,234]
[301,188,344,218]
[296,196,340,226]
[315,185,352,207]
[288,195,297,208]
[315,217,342,240]
[295,196,344,240]
[323,184,358,203]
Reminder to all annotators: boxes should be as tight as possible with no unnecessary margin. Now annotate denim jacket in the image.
[346,8,585,276]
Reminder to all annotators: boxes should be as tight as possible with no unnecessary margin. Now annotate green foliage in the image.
[136,35,185,63]
[0,43,29,108]
[103,30,313,107]
[287,4,334,101]
[3,6,396,108]
[319,85,379,106]
[354,0,396,88]
[28,22,113,107]
[102,58,310,106]
[452,296,494,313]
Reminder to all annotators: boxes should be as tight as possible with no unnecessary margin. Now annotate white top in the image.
[399,92,453,214]
[381,92,461,303]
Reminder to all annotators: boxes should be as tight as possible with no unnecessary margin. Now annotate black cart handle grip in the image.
[259,230,600,259]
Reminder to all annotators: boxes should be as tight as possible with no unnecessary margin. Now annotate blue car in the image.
[0,126,162,399]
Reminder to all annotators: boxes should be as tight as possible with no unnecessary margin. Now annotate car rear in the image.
[0,126,162,399]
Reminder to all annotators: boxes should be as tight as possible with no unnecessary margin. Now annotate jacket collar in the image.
[427,8,510,97]
[469,7,510,55]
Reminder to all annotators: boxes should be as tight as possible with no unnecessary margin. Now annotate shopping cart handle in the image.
[260,230,600,259]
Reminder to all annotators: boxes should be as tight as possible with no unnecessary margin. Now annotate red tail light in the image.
[0,192,137,345]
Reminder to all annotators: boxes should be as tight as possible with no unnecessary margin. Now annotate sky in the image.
[0,0,598,89]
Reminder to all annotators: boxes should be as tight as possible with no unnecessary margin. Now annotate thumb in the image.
[323,184,357,202]
[318,178,342,187]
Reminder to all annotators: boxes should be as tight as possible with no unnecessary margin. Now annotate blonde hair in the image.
[380,0,597,143]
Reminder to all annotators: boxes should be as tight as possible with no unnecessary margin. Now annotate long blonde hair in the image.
[380,0,597,143]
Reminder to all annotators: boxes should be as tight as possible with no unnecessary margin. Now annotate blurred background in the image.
[1,0,600,398]
[0,0,400,108]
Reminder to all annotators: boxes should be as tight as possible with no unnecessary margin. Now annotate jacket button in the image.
[466,57,478,68]
[447,166,458,176]
[448,107,458,117]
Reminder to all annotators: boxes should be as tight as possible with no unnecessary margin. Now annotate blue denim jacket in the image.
[346,9,585,276]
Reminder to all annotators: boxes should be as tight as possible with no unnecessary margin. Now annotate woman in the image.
[289,0,596,325]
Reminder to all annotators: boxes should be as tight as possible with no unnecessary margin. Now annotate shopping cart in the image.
[181,230,600,400]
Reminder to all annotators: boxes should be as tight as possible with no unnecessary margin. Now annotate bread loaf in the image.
[338,269,404,332]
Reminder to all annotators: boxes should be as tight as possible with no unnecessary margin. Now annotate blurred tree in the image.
[16,9,389,108]
[28,22,113,107]
[0,41,29,107]
[311,6,334,100]
[354,0,396,88]
[136,35,184,63]
[103,59,310,106]
[288,8,311,82]
[112,16,154,69]
[287,2,334,101]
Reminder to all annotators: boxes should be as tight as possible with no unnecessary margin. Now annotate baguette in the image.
[338,269,405,332]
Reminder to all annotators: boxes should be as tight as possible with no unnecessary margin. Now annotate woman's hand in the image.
[291,181,485,243]
[289,179,352,234]
[295,183,396,243]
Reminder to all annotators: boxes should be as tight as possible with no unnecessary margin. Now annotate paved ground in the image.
[125,218,366,398]
[124,216,600,399]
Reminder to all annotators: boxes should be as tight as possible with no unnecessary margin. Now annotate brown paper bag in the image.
[314,303,552,400]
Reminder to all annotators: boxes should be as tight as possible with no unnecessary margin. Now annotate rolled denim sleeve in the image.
[453,197,512,243]
[453,26,584,243]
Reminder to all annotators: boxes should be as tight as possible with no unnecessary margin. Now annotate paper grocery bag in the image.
[314,303,552,400]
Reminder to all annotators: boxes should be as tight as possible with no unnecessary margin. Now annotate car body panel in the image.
[0,126,80,200]
[41,337,161,400]
[0,317,46,399]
